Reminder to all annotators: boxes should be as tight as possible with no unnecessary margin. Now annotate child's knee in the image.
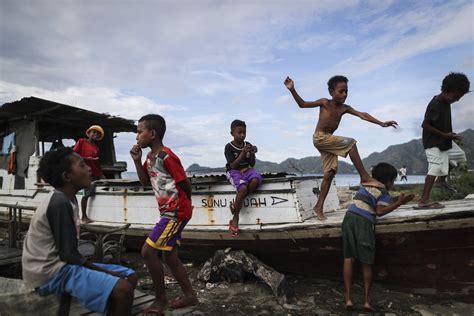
[324,170,336,179]
[237,185,249,194]
[127,273,139,288]
[111,279,134,301]
[251,177,261,185]
[163,249,179,266]
[141,243,157,260]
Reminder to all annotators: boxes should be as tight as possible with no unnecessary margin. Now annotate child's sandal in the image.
[228,220,239,237]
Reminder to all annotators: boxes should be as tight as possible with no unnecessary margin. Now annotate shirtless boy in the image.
[284,75,398,220]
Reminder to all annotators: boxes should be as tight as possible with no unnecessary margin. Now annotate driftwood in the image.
[198,249,294,304]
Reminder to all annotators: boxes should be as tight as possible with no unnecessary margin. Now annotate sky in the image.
[1,0,473,170]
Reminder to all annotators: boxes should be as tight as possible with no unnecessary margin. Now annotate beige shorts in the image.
[313,132,356,173]
[426,142,466,176]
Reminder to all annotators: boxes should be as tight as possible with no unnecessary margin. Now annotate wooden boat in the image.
[1,97,473,289]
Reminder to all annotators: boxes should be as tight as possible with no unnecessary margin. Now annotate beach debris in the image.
[198,249,295,304]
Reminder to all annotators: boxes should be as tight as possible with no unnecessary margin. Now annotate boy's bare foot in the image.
[81,217,93,224]
[414,201,445,210]
[170,295,198,309]
[313,207,327,221]
[361,176,383,188]
[345,300,354,310]
[143,299,166,315]
[363,302,376,312]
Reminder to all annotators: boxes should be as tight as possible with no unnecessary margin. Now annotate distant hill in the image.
[186,129,474,175]
[255,157,356,174]
[362,129,474,174]
[186,156,356,174]
[186,163,226,174]
[186,157,356,175]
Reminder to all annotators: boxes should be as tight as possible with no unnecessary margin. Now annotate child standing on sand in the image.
[342,162,414,312]
[130,114,197,314]
[284,76,398,220]
[225,119,262,237]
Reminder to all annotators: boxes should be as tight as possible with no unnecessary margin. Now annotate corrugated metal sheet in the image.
[0,97,136,141]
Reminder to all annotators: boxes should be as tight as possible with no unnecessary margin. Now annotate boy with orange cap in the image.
[73,125,105,223]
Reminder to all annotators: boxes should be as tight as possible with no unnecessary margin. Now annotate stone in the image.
[198,249,295,304]
[413,288,437,295]
[313,308,331,315]
[282,303,302,310]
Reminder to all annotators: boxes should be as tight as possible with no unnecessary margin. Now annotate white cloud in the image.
[1,0,472,170]
[333,2,474,77]
[0,81,175,120]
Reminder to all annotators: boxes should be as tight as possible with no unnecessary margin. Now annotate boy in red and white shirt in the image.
[130,114,197,314]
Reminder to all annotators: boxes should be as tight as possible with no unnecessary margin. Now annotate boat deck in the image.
[271,198,474,230]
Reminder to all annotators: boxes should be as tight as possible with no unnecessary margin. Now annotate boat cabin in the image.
[0,96,136,194]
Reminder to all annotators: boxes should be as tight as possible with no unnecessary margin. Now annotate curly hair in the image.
[38,147,75,188]
[441,72,470,94]
[327,75,348,93]
[371,162,398,184]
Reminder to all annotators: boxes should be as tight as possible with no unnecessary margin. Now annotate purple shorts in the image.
[227,168,262,192]
[146,217,188,251]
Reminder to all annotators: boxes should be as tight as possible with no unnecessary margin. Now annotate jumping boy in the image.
[22,147,137,315]
[417,72,470,209]
[130,114,197,314]
[342,162,414,312]
[73,125,105,223]
[284,76,398,220]
[225,119,262,237]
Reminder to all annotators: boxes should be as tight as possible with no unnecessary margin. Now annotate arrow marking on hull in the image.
[271,196,288,206]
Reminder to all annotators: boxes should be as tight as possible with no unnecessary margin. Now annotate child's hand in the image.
[284,76,294,90]
[242,144,252,153]
[381,120,398,128]
[445,132,463,140]
[398,193,415,205]
[130,144,142,161]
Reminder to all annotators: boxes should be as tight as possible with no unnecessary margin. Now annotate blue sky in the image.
[1,0,473,170]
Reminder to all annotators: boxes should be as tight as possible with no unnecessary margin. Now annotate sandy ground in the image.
[119,251,473,316]
[1,251,473,315]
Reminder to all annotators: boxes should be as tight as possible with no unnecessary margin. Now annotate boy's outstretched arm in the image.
[346,107,398,128]
[130,144,151,186]
[375,193,414,217]
[284,76,327,108]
